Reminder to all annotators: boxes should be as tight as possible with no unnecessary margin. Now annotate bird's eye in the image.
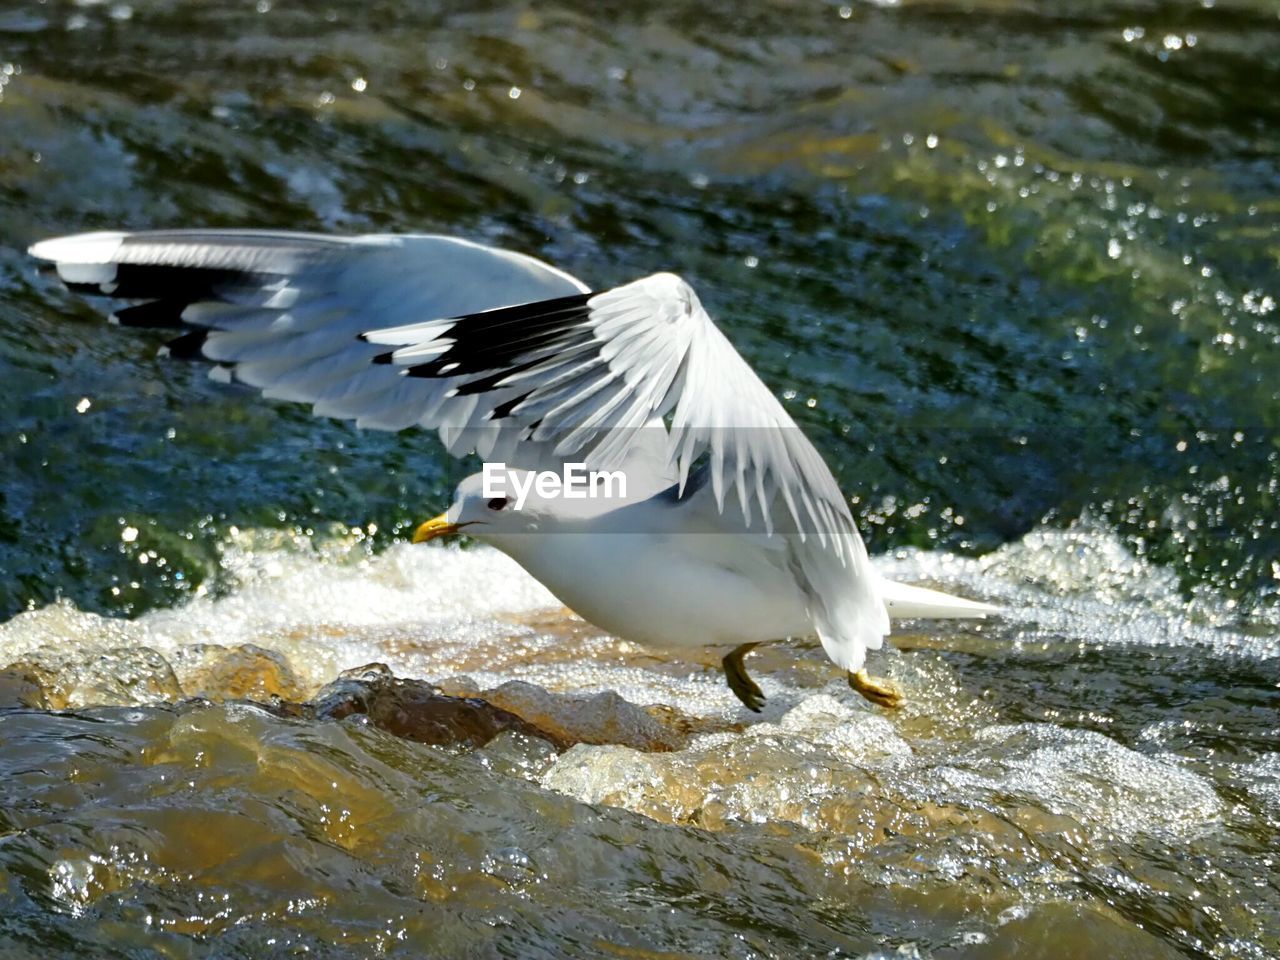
[487,497,508,511]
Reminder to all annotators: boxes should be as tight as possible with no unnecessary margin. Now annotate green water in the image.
[0,1,1277,957]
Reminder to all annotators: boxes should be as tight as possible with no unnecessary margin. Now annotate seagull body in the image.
[29,230,996,711]
[474,485,813,652]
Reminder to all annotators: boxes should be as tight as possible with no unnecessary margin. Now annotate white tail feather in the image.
[881,579,998,619]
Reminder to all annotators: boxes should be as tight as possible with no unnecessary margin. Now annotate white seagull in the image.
[29,230,996,712]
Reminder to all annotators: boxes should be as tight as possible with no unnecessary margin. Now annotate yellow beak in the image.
[412,512,462,544]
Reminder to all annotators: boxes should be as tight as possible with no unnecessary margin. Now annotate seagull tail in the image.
[880,578,999,620]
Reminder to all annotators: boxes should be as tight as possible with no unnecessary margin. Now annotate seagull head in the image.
[412,470,552,545]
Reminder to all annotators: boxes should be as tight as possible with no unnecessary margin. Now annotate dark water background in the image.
[0,1,1277,957]
[3,0,1278,620]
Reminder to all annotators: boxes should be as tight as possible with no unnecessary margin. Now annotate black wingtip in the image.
[112,299,191,330]
[163,330,209,360]
[490,390,533,420]
[60,280,113,297]
[372,351,395,365]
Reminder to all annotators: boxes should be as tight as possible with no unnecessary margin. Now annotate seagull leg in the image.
[848,669,903,709]
[722,643,765,713]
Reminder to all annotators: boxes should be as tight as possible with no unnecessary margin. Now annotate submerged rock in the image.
[0,664,49,709]
[438,676,686,751]
[167,642,306,702]
[0,634,566,752]
[301,663,564,750]
[541,694,912,831]
[0,640,302,710]
[2,646,184,709]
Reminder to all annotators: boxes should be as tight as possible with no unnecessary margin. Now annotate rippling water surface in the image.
[1,1,1278,957]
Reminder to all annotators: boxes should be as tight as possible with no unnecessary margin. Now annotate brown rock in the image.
[305,663,565,750]
[168,643,306,702]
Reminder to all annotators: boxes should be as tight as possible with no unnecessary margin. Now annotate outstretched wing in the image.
[31,229,888,666]
[29,229,589,437]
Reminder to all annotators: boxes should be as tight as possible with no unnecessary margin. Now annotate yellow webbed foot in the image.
[848,668,904,709]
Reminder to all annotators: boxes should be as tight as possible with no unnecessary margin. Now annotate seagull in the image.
[29,230,996,712]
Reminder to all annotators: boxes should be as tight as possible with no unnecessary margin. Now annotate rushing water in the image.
[1,0,1278,956]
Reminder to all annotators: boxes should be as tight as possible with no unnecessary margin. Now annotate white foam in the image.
[873,514,1279,660]
[1,515,1275,711]
[0,538,559,697]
